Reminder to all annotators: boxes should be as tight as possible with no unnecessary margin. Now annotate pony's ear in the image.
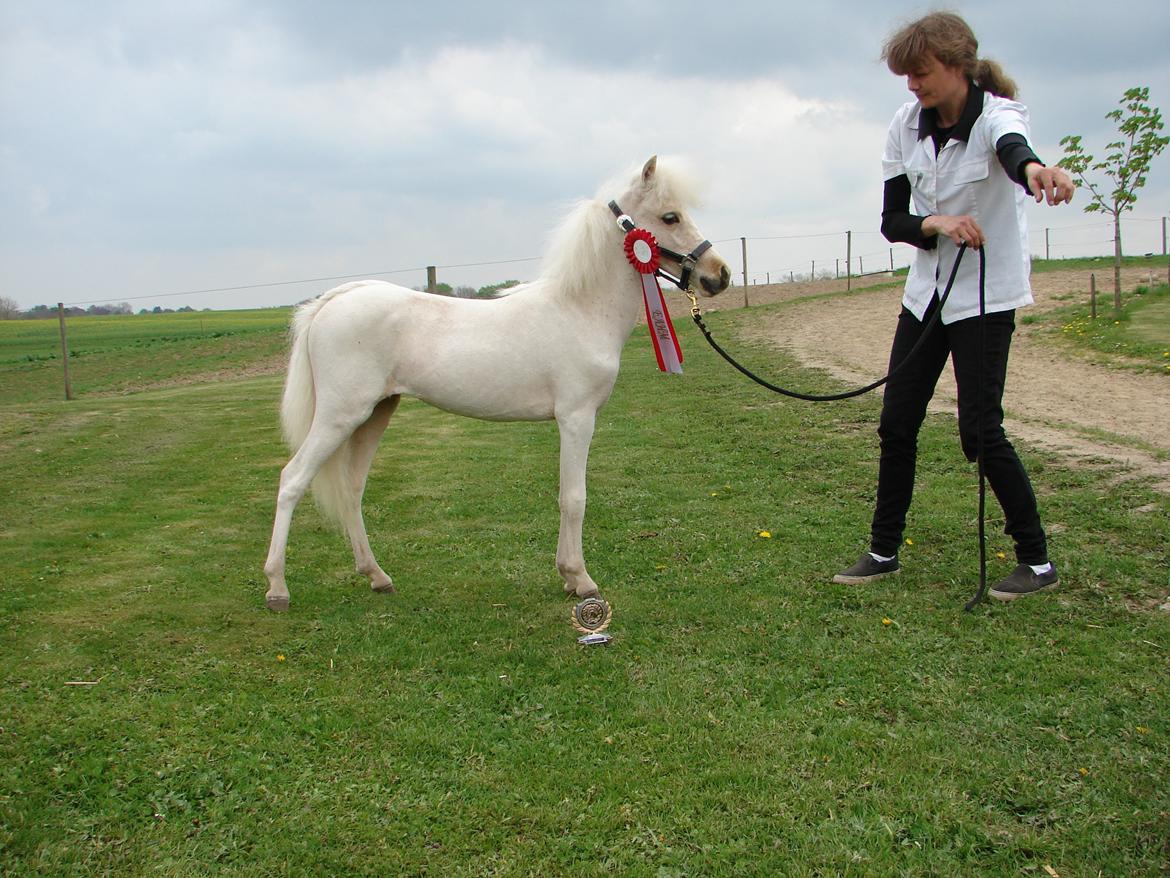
[641,155,658,186]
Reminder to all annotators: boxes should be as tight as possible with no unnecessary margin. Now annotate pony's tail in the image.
[279,283,364,529]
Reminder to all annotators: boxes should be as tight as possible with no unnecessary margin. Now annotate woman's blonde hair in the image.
[881,12,1018,100]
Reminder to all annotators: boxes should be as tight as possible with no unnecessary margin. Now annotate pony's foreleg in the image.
[263,418,363,612]
[555,410,601,599]
[345,396,399,594]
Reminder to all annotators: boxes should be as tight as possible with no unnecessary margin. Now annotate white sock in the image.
[869,552,896,563]
[1029,562,1053,575]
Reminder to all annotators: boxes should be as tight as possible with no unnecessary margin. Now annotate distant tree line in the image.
[416,280,523,299]
[0,296,211,319]
[0,278,528,320]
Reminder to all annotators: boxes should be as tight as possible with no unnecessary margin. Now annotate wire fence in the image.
[725,215,1169,287]
[48,215,1169,310]
[408,215,1168,293]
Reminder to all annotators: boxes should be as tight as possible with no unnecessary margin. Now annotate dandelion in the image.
[996,551,1006,560]
[1078,767,1089,776]
[1136,725,1150,734]
[882,617,893,626]
[277,654,286,662]
[905,538,914,546]
[758,530,772,539]
[710,492,719,497]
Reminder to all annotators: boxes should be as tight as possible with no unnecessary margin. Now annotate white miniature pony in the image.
[263,156,730,611]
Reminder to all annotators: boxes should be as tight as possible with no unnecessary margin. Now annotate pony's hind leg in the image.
[344,396,400,594]
[263,409,374,612]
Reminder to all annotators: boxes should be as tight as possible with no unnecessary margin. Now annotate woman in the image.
[833,12,1075,601]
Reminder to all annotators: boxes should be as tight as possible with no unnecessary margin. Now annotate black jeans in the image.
[870,298,1049,564]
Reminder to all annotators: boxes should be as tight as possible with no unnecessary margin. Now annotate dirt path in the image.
[703,267,1170,494]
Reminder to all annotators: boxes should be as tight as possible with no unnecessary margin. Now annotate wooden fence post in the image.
[846,230,852,291]
[741,237,748,307]
[57,302,73,400]
[426,266,437,294]
[1089,273,1097,320]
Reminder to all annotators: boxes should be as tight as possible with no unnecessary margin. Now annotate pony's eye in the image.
[662,213,680,225]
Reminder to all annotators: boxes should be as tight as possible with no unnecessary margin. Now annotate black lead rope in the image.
[690,243,971,401]
[689,244,990,609]
[964,245,990,611]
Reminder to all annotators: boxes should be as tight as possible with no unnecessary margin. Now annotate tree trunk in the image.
[1112,211,1122,313]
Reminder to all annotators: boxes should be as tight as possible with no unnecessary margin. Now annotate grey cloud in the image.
[2,0,1168,310]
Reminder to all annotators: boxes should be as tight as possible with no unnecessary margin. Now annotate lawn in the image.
[1024,280,1170,374]
[1029,253,1169,277]
[1,294,1167,876]
[0,308,291,406]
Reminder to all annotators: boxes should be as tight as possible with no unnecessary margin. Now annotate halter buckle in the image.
[610,198,709,292]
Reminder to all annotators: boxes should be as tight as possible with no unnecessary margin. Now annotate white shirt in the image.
[882,91,1034,323]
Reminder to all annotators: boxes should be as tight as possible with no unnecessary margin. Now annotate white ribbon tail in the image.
[641,274,683,374]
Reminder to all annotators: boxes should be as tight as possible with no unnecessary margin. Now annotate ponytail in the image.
[974,58,1017,100]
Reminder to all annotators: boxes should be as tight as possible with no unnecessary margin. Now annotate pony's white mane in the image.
[538,158,703,297]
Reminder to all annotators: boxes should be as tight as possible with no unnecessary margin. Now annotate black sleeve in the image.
[996,132,1042,191]
[881,174,936,250]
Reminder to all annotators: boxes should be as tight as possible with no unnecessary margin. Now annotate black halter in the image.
[608,200,712,292]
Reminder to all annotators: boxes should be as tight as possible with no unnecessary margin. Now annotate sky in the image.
[2,0,1169,312]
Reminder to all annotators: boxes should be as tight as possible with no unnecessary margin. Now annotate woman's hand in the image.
[1025,163,1076,205]
[921,214,985,248]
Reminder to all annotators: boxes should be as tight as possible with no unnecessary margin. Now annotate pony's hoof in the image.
[371,582,397,595]
[564,580,599,598]
[266,594,290,613]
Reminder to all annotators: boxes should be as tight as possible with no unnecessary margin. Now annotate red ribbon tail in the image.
[641,274,683,374]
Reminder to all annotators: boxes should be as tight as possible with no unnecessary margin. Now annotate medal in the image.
[571,597,613,645]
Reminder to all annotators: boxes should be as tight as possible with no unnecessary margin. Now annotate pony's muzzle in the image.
[699,261,731,296]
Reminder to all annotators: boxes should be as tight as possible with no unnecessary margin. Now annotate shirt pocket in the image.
[953,159,990,185]
[904,148,933,207]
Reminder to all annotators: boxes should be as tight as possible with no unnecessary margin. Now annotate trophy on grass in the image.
[571,597,613,645]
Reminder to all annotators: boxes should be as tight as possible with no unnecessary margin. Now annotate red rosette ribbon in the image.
[621,226,682,374]
[623,228,661,275]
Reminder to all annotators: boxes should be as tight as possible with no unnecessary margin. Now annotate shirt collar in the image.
[917,83,984,142]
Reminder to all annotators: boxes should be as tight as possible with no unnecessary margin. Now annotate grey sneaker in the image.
[989,563,1059,602]
[833,553,901,584]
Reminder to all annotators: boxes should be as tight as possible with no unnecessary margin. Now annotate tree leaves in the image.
[1057,86,1168,298]
[1058,86,1169,223]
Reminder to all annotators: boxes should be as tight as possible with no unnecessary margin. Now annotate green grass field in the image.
[1029,253,1169,276]
[1029,282,1170,374]
[1,283,1167,876]
[0,309,291,407]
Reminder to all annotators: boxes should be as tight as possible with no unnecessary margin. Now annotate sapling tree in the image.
[1058,86,1168,307]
